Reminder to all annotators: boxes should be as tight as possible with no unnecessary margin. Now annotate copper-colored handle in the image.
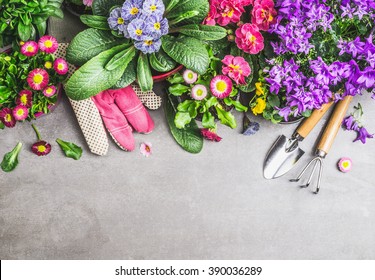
[296,101,334,139]
[317,95,353,155]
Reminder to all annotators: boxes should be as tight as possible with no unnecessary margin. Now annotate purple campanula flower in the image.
[108,7,129,36]
[134,38,162,54]
[341,3,356,18]
[357,67,375,88]
[343,115,359,131]
[276,106,292,121]
[127,17,152,41]
[354,127,374,143]
[122,0,143,21]
[142,0,165,16]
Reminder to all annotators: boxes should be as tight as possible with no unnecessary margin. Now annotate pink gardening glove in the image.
[91,86,154,151]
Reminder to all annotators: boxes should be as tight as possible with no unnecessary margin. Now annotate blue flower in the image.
[127,17,152,41]
[122,0,143,21]
[134,38,162,54]
[145,14,169,39]
[108,7,129,36]
[142,0,165,16]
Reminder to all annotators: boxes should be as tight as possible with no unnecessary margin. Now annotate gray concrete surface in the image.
[0,10,375,260]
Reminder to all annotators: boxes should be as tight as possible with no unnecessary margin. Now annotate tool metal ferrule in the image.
[291,132,304,141]
[316,150,327,158]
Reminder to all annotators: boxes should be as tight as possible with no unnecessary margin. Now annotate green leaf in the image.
[168,84,189,96]
[162,35,209,75]
[137,53,153,92]
[92,0,124,16]
[65,45,130,100]
[149,50,177,72]
[67,28,128,66]
[35,21,47,37]
[175,112,192,129]
[167,0,209,25]
[268,94,280,107]
[105,45,136,71]
[202,111,215,129]
[167,72,184,84]
[80,15,110,30]
[176,24,227,41]
[301,110,312,118]
[112,56,137,89]
[56,139,82,160]
[18,22,32,41]
[215,106,237,129]
[1,142,22,172]
[177,100,194,112]
[165,95,203,154]
[0,121,4,130]
[232,100,248,112]
[168,11,200,26]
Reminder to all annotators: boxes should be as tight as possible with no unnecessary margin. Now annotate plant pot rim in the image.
[152,65,183,82]
[279,115,304,124]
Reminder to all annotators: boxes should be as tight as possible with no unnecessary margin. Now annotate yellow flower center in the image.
[130,7,139,15]
[44,40,53,48]
[37,145,46,153]
[136,29,143,36]
[145,40,153,46]
[249,35,257,43]
[196,89,204,96]
[268,15,274,22]
[26,45,34,52]
[188,72,194,79]
[58,63,64,70]
[33,73,43,84]
[216,81,227,92]
[20,95,28,105]
[16,109,24,116]
[150,4,157,11]
[46,88,53,94]
[5,114,12,122]
[343,161,350,168]
[45,61,52,69]
[154,22,160,30]
[20,41,25,46]
[117,17,124,24]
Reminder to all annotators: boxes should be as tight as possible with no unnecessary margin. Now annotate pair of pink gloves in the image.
[92,86,154,151]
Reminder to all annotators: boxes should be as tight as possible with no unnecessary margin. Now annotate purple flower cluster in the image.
[263,0,375,121]
[343,115,374,144]
[108,0,168,54]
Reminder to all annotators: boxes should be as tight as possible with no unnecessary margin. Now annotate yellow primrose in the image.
[252,98,266,115]
[255,82,265,96]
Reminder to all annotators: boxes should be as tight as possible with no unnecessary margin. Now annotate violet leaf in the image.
[56,138,82,160]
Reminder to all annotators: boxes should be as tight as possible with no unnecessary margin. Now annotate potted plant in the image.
[64,0,228,100]
[64,0,93,17]
[251,0,375,123]
[0,36,69,129]
[0,0,64,49]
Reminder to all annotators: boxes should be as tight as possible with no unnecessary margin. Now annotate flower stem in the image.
[32,124,42,140]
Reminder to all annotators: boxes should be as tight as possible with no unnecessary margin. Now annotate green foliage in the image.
[149,50,177,73]
[80,15,110,30]
[165,94,203,154]
[92,0,124,16]
[56,138,82,160]
[137,53,153,92]
[1,142,22,172]
[166,0,209,26]
[0,0,64,46]
[175,24,227,41]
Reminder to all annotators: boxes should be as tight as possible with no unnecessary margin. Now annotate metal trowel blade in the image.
[263,135,305,179]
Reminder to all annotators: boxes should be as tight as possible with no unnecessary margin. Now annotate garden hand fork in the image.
[290,95,353,194]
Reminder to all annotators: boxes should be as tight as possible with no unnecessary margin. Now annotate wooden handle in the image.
[317,95,353,155]
[296,101,334,139]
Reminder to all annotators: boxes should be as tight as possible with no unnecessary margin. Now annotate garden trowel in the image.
[263,101,334,179]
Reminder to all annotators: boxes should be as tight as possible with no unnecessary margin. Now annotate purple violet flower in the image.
[142,0,165,16]
[134,38,162,54]
[145,13,169,39]
[108,7,129,36]
[127,17,152,41]
[122,0,143,21]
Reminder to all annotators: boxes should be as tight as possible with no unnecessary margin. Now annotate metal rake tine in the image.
[300,159,319,188]
[313,159,324,194]
[290,157,318,183]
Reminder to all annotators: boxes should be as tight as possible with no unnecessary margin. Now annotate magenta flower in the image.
[83,0,93,6]
[27,68,49,90]
[43,85,57,97]
[216,0,244,26]
[204,1,218,25]
[191,84,208,100]
[183,69,198,84]
[0,108,16,128]
[20,41,38,57]
[31,124,52,156]
[338,157,352,173]
[38,36,58,53]
[201,128,222,142]
[222,55,252,85]
[235,23,264,54]
[16,90,33,108]
[53,58,69,75]
[12,105,29,121]
[32,141,52,156]
[251,0,277,31]
[210,75,233,99]
[140,142,152,157]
